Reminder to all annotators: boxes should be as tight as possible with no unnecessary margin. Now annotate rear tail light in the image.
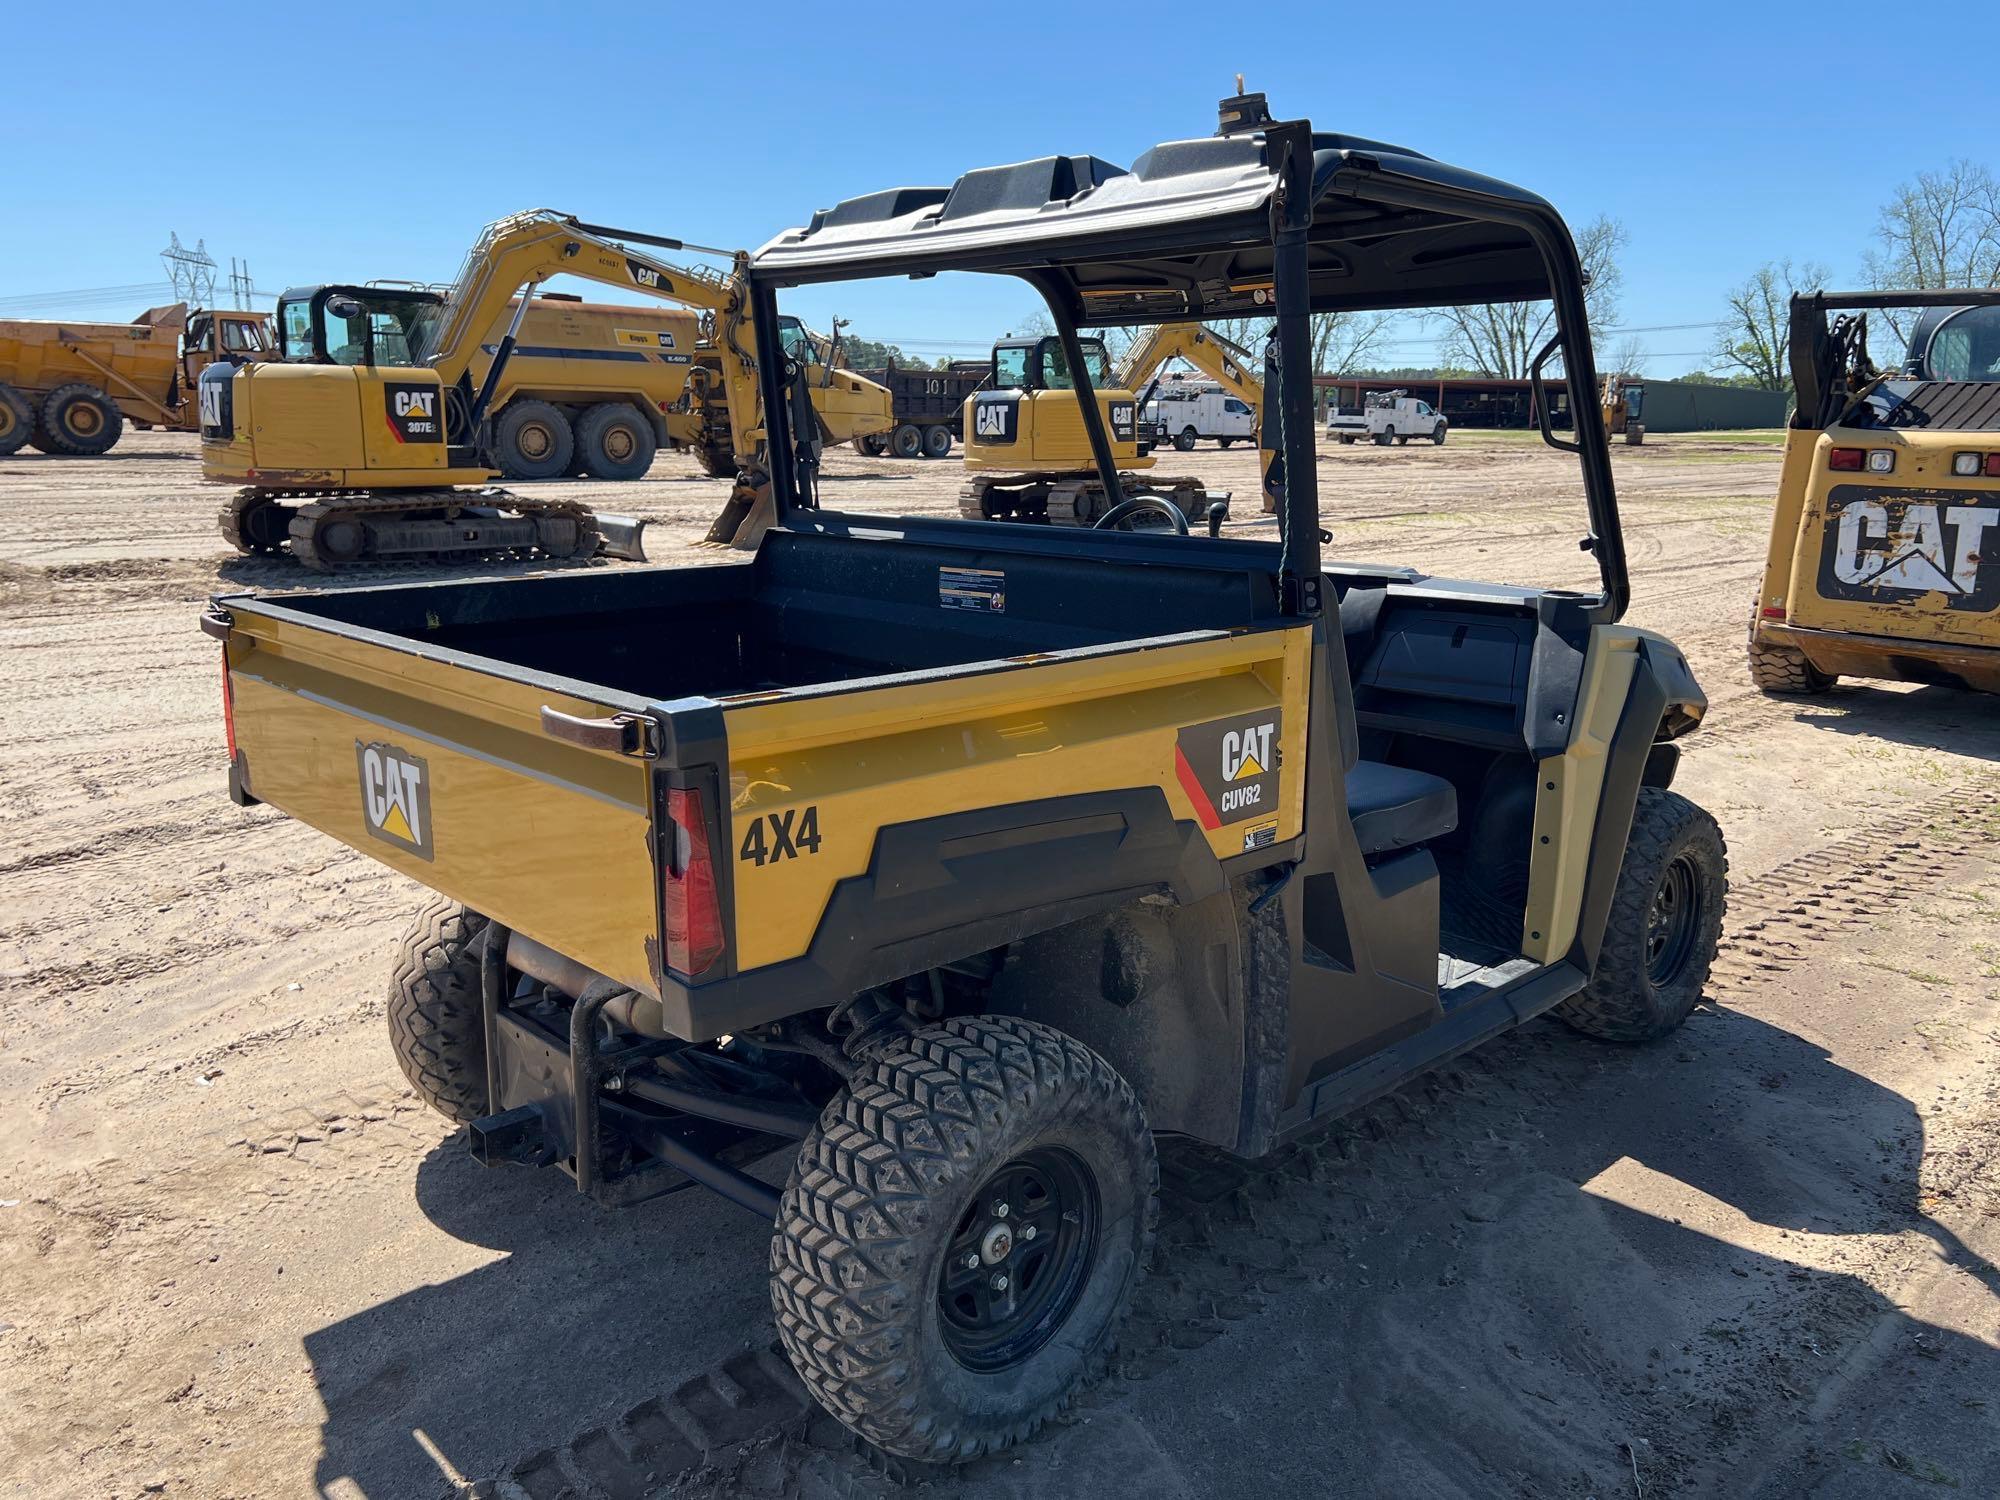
[1760,604,1787,620]
[1987,453,2000,478]
[662,785,724,977]
[1828,447,1864,471]
[220,651,237,760]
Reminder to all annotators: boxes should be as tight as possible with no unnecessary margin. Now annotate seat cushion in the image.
[1345,761,1458,855]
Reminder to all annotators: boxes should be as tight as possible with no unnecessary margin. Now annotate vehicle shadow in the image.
[300,1007,1996,1499]
[0,449,199,463]
[1786,681,2000,763]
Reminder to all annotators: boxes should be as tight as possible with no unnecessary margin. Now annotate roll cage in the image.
[746,94,1626,622]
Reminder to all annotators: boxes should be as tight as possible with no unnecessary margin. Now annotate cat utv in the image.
[1748,288,2000,694]
[203,92,1724,1464]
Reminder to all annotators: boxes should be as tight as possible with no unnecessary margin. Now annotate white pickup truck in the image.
[1326,390,1448,446]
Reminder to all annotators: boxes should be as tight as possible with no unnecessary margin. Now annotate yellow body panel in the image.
[1521,626,1646,963]
[225,606,662,995]
[721,628,1311,972]
[0,303,270,432]
[1752,423,2000,686]
[960,388,1152,474]
[205,363,479,487]
[471,298,703,416]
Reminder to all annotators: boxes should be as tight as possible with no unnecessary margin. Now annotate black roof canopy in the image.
[751,125,1570,323]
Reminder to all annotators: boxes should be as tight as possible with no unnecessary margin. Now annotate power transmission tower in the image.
[229,257,255,310]
[161,232,218,307]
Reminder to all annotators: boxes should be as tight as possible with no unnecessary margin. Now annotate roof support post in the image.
[751,280,800,524]
[1026,271,1125,513]
[1269,122,1322,617]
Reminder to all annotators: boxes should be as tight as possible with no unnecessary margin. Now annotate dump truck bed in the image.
[212,523,1313,1037]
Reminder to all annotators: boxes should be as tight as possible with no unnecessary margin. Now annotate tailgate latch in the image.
[540,706,661,759]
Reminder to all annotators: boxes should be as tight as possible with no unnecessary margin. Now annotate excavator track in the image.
[225,487,602,573]
[960,472,1213,527]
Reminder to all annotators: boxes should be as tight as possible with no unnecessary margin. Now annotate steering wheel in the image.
[1093,493,1190,534]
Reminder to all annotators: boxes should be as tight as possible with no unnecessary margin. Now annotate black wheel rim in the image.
[1646,853,1701,984]
[937,1146,1099,1373]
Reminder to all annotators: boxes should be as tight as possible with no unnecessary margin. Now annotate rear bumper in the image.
[1763,622,2000,693]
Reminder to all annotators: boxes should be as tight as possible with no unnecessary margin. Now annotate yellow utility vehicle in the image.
[205,93,1723,1464]
[205,211,889,567]
[0,302,272,455]
[1748,288,2000,695]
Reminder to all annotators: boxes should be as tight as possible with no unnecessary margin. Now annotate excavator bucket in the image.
[701,476,778,549]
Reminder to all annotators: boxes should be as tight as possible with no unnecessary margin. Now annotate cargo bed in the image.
[212,522,1312,1033]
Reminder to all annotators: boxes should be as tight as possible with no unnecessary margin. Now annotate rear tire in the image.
[1556,788,1727,1043]
[574,402,657,481]
[1217,437,1235,449]
[772,1015,1157,1463]
[0,383,31,455]
[1173,426,1197,452]
[1746,625,1836,694]
[1375,427,1396,446]
[889,423,923,459]
[386,897,491,1123]
[922,424,953,459]
[492,400,574,480]
[39,383,123,455]
[1339,433,1356,445]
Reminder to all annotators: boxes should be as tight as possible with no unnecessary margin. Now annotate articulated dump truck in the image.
[0,303,272,456]
[204,93,1725,1463]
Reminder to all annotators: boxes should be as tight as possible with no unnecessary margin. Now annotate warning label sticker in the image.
[940,566,1006,613]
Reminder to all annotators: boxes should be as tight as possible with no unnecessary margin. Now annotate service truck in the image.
[205,93,1723,1466]
[1327,388,1449,445]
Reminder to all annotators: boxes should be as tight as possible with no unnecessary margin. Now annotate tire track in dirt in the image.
[456,784,2000,1500]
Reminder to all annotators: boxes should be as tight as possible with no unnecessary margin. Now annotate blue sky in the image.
[4,1,1995,374]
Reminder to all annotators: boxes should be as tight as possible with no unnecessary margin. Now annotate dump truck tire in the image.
[387,897,491,1123]
[1746,628,1835,694]
[772,1015,1157,1462]
[0,384,31,455]
[1555,788,1727,1043]
[889,423,923,459]
[922,424,953,459]
[574,402,656,481]
[493,400,574,480]
[38,383,123,456]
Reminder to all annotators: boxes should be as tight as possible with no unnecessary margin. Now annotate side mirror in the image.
[326,296,363,320]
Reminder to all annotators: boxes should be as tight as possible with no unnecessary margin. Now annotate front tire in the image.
[1432,423,1447,444]
[772,1015,1157,1462]
[0,383,32,455]
[386,896,491,1122]
[1556,788,1727,1043]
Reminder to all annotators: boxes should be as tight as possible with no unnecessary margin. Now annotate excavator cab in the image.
[964,335,1144,472]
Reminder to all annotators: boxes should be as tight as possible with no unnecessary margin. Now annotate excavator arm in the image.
[1118,322,1282,514]
[1117,322,1263,412]
[422,209,766,476]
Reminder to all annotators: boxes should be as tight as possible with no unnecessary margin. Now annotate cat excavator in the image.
[204,210,855,568]
[956,324,1232,528]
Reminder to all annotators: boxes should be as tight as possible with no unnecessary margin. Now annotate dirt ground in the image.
[1,430,1996,1500]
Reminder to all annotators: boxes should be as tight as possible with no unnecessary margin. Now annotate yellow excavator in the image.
[1122,321,1284,512]
[204,210,878,567]
[955,328,1221,527]
[1599,374,1646,446]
